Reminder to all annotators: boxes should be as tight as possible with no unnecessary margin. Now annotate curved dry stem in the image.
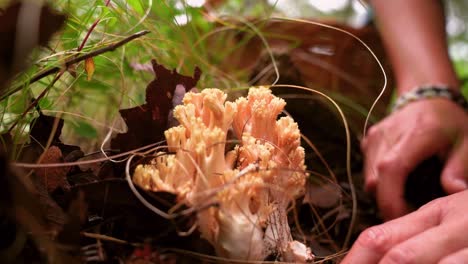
[268,17,388,137]
[300,173,346,252]
[308,205,345,238]
[81,232,143,247]
[97,51,132,162]
[12,142,165,168]
[269,83,355,251]
[281,108,338,184]
[226,16,280,86]
[176,221,199,237]
[40,111,124,133]
[163,245,346,264]
[125,153,176,220]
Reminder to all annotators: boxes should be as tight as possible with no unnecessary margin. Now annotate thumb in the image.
[441,140,468,194]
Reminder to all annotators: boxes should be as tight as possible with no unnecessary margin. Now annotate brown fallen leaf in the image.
[26,112,83,163]
[30,112,64,146]
[1,150,80,263]
[35,146,71,193]
[111,59,201,153]
[15,111,86,230]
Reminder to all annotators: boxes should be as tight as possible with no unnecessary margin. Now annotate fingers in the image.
[362,126,390,193]
[341,202,441,264]
[362,101,467,220]
[441,139,468,194]
[375,152,408,220]
[439,248,468,264]
[344,191,468,264]
[379,217,468,264]
[375,129,446,220]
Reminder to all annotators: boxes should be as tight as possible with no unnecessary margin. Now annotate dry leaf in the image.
[35,146,71,193]
[111,59,201,153]
[30,113,64,145]
[84,57,95,81]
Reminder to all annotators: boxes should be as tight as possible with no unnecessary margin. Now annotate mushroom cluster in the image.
[133,87,313,262]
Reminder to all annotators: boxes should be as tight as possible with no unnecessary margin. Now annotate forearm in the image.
[370,0,460,94]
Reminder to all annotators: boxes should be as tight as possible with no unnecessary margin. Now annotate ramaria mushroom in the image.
[133,87,314,262]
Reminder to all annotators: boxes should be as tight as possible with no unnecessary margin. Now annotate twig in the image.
[7,71,64,133]
[78,20,101,52]
[0,30,150,101]
[77,0,112,52]
[81,232,143,247]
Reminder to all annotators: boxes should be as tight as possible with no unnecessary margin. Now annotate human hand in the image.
[341,190,468,264]
[362,98,468,220]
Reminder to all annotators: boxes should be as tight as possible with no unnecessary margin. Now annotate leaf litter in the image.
[0,2,386,262]
[4,49,380,264]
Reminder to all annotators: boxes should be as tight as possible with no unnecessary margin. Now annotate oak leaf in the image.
[111,59,201,153]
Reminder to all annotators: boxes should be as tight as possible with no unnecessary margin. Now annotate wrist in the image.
[392,84,468,113]
[396,77,460,95]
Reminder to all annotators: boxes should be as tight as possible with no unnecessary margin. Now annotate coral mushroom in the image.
[133,87,313,262]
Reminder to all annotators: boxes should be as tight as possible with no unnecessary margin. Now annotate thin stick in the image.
[77,0,111,52]
[81,232,143,247]
[7,71,64,133]
[12,141,164,168]
[0,30,150,101]
[78,20,101,52]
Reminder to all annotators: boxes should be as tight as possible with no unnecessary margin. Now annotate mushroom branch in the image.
[133,87,314,262]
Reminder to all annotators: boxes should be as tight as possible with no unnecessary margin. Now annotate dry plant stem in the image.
[38,113,63,165]
[190,17,280,86]
[232,18,280,85]
[125,153,174,219]
[7,71,64,133]
[270,15,388,250]
[41,110,125,133]
[0,30,150,102]
[77,20,101,52]
[308,203,340,252]
[77,0,111,52]
[268,17,388,135]
[164,246,345,264]
[293,115,338,183]
[12,141,163,168]
[271,84,355,251]
[161,247,280,264]
[81,232,142,247]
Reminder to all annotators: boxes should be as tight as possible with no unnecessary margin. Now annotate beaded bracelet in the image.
[391,85,468,113]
